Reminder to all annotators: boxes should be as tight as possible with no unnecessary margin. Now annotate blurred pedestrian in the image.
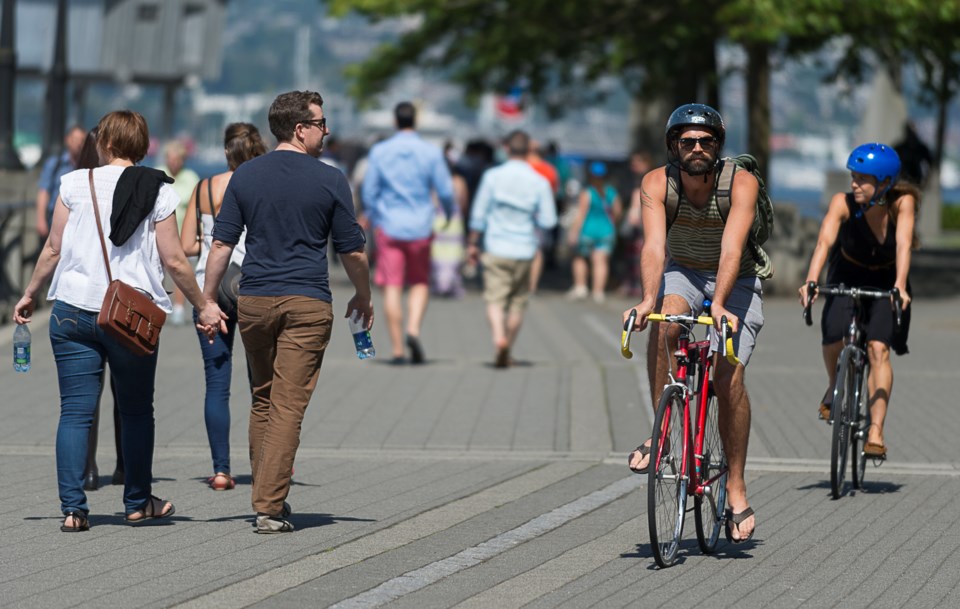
[157,140,200,325]
[893,122,932,188]
[362,101,454,364]
[35,125,86,239]
[73,127,124,492]
[621,151,654,297]
[526,139,559,294]
[180,123,268,491]
[203,90,371,533]
[566,161,622,303]
[14,110,224,532]
[467,130,557,368]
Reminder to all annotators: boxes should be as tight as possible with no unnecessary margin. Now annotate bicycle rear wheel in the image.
[695,383,728,554]
[851,359,871,489]
[830,348,856,499]
[648,384,688,568]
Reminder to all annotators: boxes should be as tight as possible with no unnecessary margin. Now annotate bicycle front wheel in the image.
[648,384,688,568]
[830,348,856,499]
[695,383,728,554]
[851,359,871,489]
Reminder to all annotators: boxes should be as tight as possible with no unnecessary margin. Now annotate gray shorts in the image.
[658,262,764,366]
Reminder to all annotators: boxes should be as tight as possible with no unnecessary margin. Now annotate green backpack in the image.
[665,154,775,249]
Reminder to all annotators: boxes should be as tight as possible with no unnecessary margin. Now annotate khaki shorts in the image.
[659,261,764,366]
[481,253,533,313]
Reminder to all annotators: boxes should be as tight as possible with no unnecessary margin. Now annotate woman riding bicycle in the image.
[798,143,920,460]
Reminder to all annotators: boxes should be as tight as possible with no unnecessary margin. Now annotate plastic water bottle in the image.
[348,310,375,360]
[13,324,31,373]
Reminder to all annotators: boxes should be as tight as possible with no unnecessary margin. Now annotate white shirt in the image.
[195,212,246,290]
[48,166,180,313]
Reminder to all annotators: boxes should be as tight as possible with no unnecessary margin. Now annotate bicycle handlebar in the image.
[802,282,903,329]
[621,310,740,365]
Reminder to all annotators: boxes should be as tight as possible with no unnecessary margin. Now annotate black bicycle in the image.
[802,282,902,499]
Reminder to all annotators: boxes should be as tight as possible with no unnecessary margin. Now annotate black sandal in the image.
[61,510,90,532]
[628,443,651,474]
[724,507,756,544]
[125,495,176,524]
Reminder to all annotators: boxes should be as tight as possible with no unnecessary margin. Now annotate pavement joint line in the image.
[326,475,644,609]
[582,312,653,423]
[172,461,598,609]
[7,443,959,476]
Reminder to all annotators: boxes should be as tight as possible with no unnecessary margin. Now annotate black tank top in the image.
[827,193,897,287]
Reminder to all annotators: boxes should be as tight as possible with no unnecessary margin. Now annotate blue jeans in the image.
[193,309,248,475]
[49,301,159,516]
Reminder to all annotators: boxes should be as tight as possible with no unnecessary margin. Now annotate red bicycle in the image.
[621,308,739,568]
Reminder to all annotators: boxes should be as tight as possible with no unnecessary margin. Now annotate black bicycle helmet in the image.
[664,103,726,150]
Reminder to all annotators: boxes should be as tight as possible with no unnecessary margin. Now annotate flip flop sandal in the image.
[724,507,756,544]
[125,495,176,524]
[60,510,90,533]
[628,443,651,474]
[863,442,887,459]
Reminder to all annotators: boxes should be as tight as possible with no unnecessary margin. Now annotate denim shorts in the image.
[659,262,765,366]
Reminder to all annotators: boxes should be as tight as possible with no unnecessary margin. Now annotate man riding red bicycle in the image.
[623,103,773,544]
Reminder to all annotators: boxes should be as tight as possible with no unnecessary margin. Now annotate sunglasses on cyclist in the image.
[301,118,327,131]
[678,136,717,150]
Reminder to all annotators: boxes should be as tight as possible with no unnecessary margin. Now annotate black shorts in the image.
[821,294,910,355]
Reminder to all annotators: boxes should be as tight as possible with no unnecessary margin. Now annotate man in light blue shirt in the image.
[362,102,454,364]
[466,130,557,368]
[35,125,86,239]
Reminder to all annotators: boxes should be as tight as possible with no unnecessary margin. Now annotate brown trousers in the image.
[237,295,333,516]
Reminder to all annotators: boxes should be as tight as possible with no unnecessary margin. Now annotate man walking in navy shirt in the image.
[202,90,372,533]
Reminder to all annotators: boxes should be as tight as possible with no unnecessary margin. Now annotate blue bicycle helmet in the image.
[846,143,901,202]
[588,160,607,177]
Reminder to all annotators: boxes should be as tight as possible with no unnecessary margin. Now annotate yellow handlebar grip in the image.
[621,329,633,359]
[696,316,714,326]
[647,313,666,323]
[723,335,740,365]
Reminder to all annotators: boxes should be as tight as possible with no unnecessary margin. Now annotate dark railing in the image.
[0,195,38,324]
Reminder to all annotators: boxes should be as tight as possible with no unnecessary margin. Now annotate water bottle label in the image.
[353,331,373,351]
[14,345,29,364]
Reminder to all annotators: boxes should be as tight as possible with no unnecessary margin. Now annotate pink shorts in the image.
[374,229,432,287]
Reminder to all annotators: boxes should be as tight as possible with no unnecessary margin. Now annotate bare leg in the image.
[570,256,588,293]
[529,250,544,294]
[383,285,405,358]
[628,295,687,471]
[714,359,755,539]
[821,340,843,402]
[590,250,609,298]
[485,303,507,350]
[406,283,429,338]
[505,309,524,347]
[866,340,892,446]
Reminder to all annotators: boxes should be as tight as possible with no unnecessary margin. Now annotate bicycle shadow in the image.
[795,479,904,496]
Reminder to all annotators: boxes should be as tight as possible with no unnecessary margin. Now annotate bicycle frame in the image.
[665,325,728,499]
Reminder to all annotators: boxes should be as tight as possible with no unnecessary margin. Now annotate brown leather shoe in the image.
[863,441,887,459]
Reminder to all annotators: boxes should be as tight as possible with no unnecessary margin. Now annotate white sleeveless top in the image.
[195,213,246,290]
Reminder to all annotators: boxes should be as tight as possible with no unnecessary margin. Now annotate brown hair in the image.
[76,127,100,170]
[95,110,149,163]
[223,122,267,170]
[268,91,323,143]
[886,182,922,250]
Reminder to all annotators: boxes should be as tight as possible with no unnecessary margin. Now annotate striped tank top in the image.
[666,191,773,279]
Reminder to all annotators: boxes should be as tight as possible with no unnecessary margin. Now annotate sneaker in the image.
[256,514,294,534]
[566,286,588,301]
[591,291,606,304]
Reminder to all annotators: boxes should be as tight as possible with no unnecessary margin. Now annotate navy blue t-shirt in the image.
[213,150,365,302]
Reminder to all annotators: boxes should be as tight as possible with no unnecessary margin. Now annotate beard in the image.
[680,154,714,176]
